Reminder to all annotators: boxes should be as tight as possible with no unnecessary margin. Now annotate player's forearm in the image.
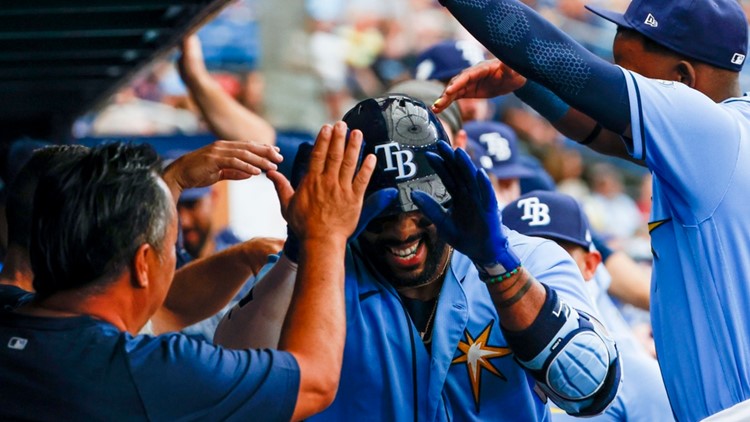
[213,254,298,348]
[281,237,347,419]
[487,268,546,331]
[558,108,643,162]
[155,241,265,332]
[185,69,276,145]
[440,0,630,134]
[499,281,621,416]
[160,167,185,205]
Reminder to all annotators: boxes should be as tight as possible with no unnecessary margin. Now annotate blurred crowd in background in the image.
[79,0,653,252]
[7,0,750,355]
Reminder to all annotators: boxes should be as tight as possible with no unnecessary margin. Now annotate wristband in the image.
[482,265,522,285]
[514,80,570,123]
[578,123,602,145]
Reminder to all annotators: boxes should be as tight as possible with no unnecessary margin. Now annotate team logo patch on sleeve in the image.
[451,321,512,410]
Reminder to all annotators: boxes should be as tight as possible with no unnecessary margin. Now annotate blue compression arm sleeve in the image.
[514,80,570,123]
[440,0,631,134]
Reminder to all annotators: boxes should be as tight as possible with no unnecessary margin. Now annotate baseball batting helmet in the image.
[342,94,452,215]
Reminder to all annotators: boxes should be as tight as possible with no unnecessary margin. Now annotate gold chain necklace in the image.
[420,247,453,344]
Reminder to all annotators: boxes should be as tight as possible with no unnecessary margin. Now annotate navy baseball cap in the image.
[502,190,592,250]
[343,94,452,215]
[586,0,748,71]
[179,186,211,202]
[414,40,486,82]
[464,121,535,180]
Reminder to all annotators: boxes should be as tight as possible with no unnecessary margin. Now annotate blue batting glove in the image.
[410,141,521,279]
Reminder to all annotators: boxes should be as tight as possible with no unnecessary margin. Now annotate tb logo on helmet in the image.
[374,142,418,180]
[517,197,551,226]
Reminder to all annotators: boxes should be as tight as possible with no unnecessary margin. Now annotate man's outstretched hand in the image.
[267,122,378,245]
[163,140,283,202]
[432,59,526,114]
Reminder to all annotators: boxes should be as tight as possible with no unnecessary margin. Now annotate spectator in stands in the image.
[583,162,642,245]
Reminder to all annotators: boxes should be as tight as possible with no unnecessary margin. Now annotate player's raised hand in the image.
[410,141,520,277]
[162,140,283,201]
[178,34,208,83]
[267,122,378,244]
[432,59,527,114]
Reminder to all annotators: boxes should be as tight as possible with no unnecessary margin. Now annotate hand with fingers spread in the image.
[162,140,283,201]
[267,122,378,246]
[432,59,526,115]
[281,141,397,262]
[410,141,521,279]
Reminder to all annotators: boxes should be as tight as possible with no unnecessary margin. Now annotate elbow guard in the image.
[503,284,621,416]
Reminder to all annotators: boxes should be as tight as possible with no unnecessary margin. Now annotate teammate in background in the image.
[503,191,672,421]
[166,149,283,340]
[0,125,375,421]
[433,0,750,418]
[216,95,620,420]
[176,186,242,260]
[0,141,284,338]
[463,120,537,205]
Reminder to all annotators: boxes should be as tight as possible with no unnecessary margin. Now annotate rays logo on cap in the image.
[375,142,417,179]
[479,132,512,162]
[517,196,550,226]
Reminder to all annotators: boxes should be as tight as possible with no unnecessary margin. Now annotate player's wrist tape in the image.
[514,80,570,123]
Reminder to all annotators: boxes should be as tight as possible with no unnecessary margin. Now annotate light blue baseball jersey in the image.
[312,230,601,421]
[554,266,673,421]
[622,69,750,420]
[550,265,673,422]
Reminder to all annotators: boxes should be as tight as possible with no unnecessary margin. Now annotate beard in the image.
[358,231,451,289]
[182,228,209,259]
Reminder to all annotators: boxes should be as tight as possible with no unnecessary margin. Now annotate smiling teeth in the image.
[390,243,419,258]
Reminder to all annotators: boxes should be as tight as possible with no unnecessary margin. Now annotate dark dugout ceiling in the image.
[0,0,231,142]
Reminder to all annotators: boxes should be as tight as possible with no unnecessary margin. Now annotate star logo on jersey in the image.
[451,321,512,409]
